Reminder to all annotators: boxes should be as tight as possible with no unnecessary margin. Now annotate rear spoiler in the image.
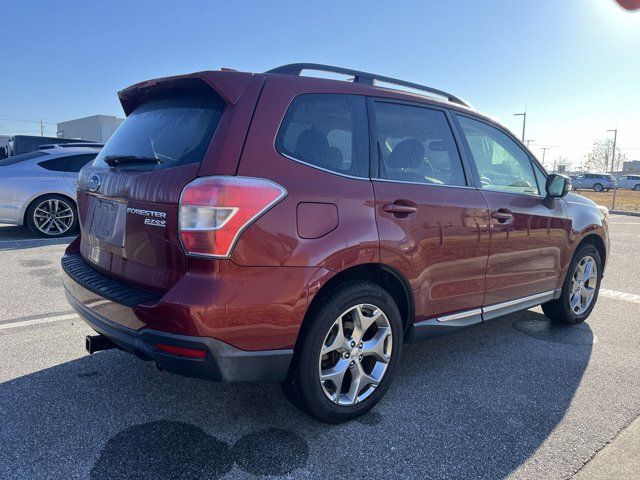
[118,71,255,115]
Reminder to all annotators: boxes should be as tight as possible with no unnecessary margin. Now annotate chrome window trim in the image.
[278,151,370,181]
[373,177,477,190]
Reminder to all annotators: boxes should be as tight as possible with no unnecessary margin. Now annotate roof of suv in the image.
[118,65,478,117]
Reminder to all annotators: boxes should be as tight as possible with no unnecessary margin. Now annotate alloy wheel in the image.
[33,198,74,236]
[318,303,393,406]
[569,255,598,315]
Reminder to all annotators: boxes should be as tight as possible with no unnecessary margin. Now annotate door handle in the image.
[491,209,514,224]
[383,203,417,217]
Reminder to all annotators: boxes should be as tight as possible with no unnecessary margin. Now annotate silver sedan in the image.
[0,146,100,237]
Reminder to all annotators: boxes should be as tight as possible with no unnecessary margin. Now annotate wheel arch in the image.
[306,263,415,340]
[23,192,77,225]
[576,233,607,270]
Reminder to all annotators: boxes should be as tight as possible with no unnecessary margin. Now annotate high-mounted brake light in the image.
[179,176,286,258]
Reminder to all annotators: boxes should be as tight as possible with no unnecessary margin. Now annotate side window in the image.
[373,102,466,186]
[456,115,539,195]
[39,154,97,173]
[68,154,98,172]
[276,94,368,177]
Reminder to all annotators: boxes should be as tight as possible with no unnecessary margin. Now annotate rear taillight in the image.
[179,176,286,258]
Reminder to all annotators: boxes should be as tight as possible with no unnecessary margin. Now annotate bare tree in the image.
[583,138,627,172]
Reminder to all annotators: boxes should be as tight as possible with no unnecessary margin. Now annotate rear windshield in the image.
[93,93,225,170]
[0,150,49,167]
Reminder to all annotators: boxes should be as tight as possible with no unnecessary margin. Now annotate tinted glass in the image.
[373,103,466,186]
[0,150,48,167]
[40,154,97,172]
[457,115,539,195]
[94,93,225,170]
[533,162,547,195]
[276,94,368,177]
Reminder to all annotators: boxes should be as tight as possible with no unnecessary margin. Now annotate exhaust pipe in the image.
[86,334,117,354]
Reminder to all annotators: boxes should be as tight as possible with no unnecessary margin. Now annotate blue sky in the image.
[1,0,638,167]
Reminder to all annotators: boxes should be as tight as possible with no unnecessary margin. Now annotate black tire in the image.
[542,244,602,324]
[26,194,78,238]
[282,281,403,423]
[593,183,603,192]
[634,184,640,191]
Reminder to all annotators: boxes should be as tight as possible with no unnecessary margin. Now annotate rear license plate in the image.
[88,199,126,247]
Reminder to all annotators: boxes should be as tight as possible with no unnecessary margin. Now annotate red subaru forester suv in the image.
[62,64,609,423]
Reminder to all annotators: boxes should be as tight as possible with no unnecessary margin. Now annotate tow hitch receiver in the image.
[86,334,117,354]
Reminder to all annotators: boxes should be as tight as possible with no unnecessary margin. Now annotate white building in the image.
[57,115,124,143]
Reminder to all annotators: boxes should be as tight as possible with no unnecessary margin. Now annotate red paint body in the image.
[67,69,609,353]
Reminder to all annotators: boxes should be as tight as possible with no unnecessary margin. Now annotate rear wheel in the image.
[282,281,403,423]
[542,244,602,324]
[593,183,603,192]
[634,184,640,191]
[26,194,78,238]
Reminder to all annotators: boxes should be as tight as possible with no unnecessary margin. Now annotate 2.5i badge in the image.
[126,207,167,228]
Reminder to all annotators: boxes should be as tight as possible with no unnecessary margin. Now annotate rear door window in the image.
[93,93,225,170]
[456,115,540,195]
[276,94,368,177]
[39,154,98,172]
[372,102,466,186]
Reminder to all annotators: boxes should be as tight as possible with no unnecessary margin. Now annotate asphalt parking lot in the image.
[1,216,639,480]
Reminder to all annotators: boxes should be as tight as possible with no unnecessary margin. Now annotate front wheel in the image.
[634,184,640,191]
[282,281,403,423]
[593,183,603,192]
[542,244,602,324]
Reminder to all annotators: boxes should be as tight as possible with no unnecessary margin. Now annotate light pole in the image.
[514,109,527,142]
[540,147,550,169]
[607,129,618,211]
[606,129,617,173]
[525,139,535,148]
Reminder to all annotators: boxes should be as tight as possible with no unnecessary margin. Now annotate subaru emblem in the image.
[88,174,101,192]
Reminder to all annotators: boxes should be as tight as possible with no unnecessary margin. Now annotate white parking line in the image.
[0,313,78,331]
[599,289,640,305]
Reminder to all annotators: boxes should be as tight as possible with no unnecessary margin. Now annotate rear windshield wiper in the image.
[103,155,162,167]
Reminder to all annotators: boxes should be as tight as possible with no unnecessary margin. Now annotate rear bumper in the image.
[62,256,293,382]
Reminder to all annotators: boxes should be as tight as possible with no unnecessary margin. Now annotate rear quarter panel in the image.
[232,76,379,272]
[0,161,74,224]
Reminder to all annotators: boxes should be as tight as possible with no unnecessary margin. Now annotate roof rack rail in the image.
[266,63,470,107]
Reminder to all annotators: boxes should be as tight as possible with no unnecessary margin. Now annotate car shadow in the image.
[0,310,593,479]
[0,225,74,250]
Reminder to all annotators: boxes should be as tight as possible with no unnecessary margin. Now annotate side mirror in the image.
[546,174,571,198]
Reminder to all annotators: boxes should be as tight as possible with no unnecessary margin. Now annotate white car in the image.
[616,174,640,191]
[0,145,101,237]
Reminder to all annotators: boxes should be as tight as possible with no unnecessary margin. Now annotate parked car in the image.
[571,173,617,191]
[0,145,101,237]
[6,135,94,156]
[616,174,640,191]
[61,64,609,423]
